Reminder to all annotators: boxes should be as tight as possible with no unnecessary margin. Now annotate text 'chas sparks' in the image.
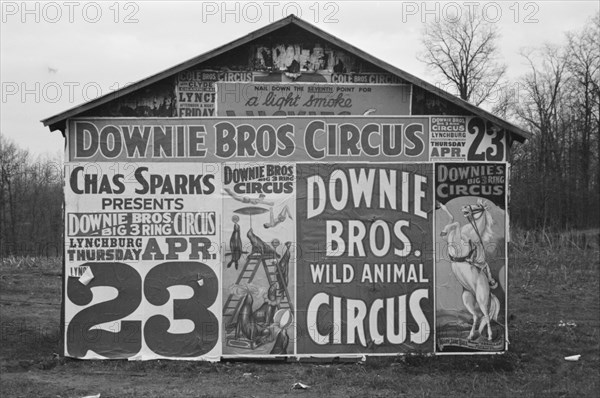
[69,166,215,195]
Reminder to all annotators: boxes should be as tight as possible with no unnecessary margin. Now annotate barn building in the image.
[43,15,528,360]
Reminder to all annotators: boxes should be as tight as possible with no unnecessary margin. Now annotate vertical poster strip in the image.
[296,163,434,355]
[63,162,222,360]
[176,70,219,117]
[435,163,507,352]
[221,162,296,357]
[61,123,70,357]
[504,164,511,348]
[432,164,437,352]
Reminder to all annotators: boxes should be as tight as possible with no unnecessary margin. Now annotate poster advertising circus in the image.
[429,117,507,162]
[63,161,223,360]
[435,163,508,352]
[220,163,296,356]
[296,163,434,355]
[61,118,512,359]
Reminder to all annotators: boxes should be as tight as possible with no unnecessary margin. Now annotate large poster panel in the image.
[221,162,296,356]
[296,163,434,355]
[215,82,411,116]
[62,117,510,359]
[64,162,222,360]
[68,116,508,164]
[435,163,507,352]
[67,117,429,163]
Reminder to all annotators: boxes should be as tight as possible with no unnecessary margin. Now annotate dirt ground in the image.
[1,244,599,398]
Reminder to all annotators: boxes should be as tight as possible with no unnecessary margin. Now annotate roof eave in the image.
[41,14,530,143]
[287,17,530,142]
[41,14,298,129]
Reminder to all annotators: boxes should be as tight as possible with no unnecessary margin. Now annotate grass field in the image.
[1,232,598,397]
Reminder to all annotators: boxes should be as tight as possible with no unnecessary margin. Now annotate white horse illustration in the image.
[438,199,500,341]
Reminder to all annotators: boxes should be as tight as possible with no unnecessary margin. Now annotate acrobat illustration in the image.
[263,205,293,229]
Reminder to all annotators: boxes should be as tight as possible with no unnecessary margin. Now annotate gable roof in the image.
[41,14,530,142]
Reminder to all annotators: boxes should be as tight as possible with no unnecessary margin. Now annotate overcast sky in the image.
[1,0,598,158]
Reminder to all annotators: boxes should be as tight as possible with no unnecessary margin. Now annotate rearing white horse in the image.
[438,199,500,341]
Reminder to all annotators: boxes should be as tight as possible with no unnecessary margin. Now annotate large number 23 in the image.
[467,118,505,161]
[67,262,218,358]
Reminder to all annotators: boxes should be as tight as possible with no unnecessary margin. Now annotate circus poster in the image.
[64,161,222,360]
[435,163,508,352]
[220,162,296,356]
[296,163,434,355]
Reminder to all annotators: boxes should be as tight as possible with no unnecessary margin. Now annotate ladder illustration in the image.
[223,252,294,326]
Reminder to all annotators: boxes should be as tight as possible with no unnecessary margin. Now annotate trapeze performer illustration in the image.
[263,205,293,229]
[223,188,275,206]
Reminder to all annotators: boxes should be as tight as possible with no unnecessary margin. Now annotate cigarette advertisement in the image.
[215,82,411,117]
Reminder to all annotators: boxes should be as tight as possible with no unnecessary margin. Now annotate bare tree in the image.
[514,44,569,228]
[565,14,600,199]
[510,13,600,230]
[490,83,519,119]
[419,9,507,106]
[0,134,63,257]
